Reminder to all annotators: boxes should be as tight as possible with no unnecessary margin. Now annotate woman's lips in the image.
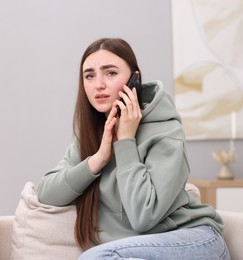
[95,94,110,102]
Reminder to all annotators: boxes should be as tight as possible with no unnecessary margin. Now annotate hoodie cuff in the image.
[65,157,100,194]
[113,138,140,171]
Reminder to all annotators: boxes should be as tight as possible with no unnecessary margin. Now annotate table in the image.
[188,179,243,211]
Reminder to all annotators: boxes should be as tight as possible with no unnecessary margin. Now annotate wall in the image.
[0,0,242,215]
[0,0,173,215]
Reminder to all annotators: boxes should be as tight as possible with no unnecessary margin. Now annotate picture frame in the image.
[171,0,243,140]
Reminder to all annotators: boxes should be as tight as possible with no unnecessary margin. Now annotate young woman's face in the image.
[82,49,131,114]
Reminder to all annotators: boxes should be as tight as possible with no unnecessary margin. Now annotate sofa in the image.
[1,182,243,260]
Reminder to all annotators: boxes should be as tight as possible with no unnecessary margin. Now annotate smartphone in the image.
[127,72,141,93]
[117,72,142,117]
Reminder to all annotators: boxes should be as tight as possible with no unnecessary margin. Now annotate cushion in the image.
[10,182,83,260]
[185,182,201,203]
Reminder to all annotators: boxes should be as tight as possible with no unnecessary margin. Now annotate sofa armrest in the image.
[0,216,14,260]
[217,210,243,260]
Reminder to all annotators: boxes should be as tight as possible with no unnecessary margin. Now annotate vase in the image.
[217,163,234,180]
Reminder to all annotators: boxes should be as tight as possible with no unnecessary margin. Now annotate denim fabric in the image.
[78,226,230,260]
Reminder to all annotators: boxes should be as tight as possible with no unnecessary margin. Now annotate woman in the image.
[37,38,230,259]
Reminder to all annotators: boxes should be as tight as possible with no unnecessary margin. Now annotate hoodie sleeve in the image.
[37,142,100,206]
[113,136,190,232]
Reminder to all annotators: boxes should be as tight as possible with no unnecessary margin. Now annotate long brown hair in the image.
[73,38,141,250]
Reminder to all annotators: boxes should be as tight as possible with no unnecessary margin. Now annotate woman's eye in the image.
[85,74,94,79]
[107,71,117,76]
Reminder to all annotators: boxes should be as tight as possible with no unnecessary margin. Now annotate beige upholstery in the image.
[0,216,14,260]
[219,210,243,260]
[0,182,243,260]
[9,182,82,260]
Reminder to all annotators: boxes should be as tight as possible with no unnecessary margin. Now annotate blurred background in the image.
[0,0,242,215]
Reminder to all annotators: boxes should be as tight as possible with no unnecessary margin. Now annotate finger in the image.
[105,114,117,131]
[132,87,142,112]
[119,88,139,117]
[115,99,127,117]
[123,85,138,102]
[106,105,117,123]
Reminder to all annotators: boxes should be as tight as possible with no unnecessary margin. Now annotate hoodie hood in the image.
[141,80,181,124]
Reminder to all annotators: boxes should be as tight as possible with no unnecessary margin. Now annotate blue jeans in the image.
[78,226,230,260]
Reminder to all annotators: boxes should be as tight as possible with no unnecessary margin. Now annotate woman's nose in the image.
[95,76,106,89]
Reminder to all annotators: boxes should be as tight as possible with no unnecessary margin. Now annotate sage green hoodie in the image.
[37,80,223,243]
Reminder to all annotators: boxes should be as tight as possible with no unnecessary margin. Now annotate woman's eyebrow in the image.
[83,64,119,74]
[100,64,119,70]
[83,68,94,74]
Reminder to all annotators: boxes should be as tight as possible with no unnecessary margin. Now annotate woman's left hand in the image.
[115,85,142,140]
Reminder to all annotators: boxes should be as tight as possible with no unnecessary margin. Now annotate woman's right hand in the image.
[87,105,117,174]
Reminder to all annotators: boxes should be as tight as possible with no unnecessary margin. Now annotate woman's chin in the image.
[95,106,111,114]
